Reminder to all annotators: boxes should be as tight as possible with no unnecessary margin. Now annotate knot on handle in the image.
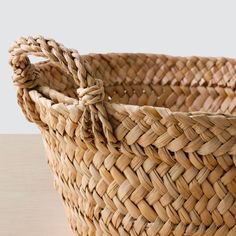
[77,79,105,105]
[9,54,39,89]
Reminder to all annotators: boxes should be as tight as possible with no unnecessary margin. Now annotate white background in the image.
[1,0,236,133]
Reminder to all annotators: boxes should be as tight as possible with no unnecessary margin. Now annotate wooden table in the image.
[0,135,72,236]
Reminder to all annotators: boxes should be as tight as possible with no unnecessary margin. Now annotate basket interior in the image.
[35,53,236,115]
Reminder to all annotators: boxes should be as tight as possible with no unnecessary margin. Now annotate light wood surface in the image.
[0,134,72,236]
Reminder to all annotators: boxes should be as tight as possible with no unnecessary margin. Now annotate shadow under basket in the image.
[10,36,236,236]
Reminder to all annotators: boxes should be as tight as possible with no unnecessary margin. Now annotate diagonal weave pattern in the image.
[10,36,236,236]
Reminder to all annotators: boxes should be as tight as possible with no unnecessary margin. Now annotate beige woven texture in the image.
[9,36,236,236]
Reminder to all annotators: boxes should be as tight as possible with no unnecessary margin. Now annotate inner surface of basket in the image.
[36,53,236,115]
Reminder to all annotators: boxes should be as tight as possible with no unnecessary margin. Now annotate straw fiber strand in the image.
[10,36,236,236]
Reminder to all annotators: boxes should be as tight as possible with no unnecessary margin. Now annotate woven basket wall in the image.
[10,36,236,236]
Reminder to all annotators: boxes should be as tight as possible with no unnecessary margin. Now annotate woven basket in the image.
[10,36,236,236]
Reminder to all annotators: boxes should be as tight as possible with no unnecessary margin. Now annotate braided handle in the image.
[9,36,92,88]
[9,36,116,151]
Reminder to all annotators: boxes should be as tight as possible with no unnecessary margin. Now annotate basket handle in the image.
[9,36,95,88]
[9,36,117,152]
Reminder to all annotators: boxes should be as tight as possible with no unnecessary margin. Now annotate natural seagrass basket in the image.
[9,36,236,236]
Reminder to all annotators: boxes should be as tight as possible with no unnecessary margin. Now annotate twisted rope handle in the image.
[9,36,117,151]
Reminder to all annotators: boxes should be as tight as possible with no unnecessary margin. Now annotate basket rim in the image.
[29,84,236,120]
